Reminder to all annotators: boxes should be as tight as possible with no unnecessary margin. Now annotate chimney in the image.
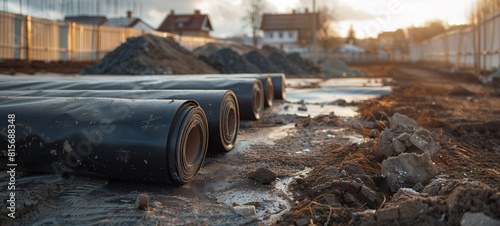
[292,9,296,14]
[194,9,201,16]
[127,10,132,18]
[170,10,175,15]
[305,8,309,14]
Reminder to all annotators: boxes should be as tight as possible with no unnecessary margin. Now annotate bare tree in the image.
[244,0,264,46]
[316,6,339,50]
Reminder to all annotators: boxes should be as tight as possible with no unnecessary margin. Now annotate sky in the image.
[2,0,477,38]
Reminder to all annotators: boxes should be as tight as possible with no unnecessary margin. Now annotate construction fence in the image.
[409,9,500,71]
[0,11,232,62]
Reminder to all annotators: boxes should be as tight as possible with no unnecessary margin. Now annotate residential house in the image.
[260,9,319,52]
[157,10,213,37]
[64,11,154,30]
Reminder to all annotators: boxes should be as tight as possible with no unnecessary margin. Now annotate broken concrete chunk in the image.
[233,205,257,217]
[248,168,277,185]
[460,212,500,226]
[398,200,427,221]
[376,207,399,224]
[392,138,406,154]
[412,182,424,192]
[390,113,418,129]
[378,128,396,156]
[397,132,411,141]
[381,152,438,191]
[135,194,149,210]
[409,134,429,152]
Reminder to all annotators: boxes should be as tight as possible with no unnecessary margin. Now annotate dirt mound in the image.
[205,48,261,74]
[286,52,319,74]
[243,50,279,73]
[319,59,362,78]
[82,34,219,75]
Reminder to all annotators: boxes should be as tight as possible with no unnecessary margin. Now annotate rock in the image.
[390,113,418,129]
[460,212,500,226]
[134,194,149,210]
[397,132,411,141]
[233,205,257,217]
[409,134,429,152]
[295,218,310,226]
[248,168,276,185]
[378,128,396,156]
[298,105,308,111]
[340,161,365,175]
[381,152,439,190]
[392,138,406,154]
[340,170,348,177]
[412,182,424,192]
[376,207,399,224]
[449,86,473,96]
[398,199,427,221]
[369,129,379,138]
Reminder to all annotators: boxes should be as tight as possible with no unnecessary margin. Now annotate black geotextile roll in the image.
[268,73,286,100]
[0,96,208,184]
[0,90,239,153]
[79,74,275,107]
[0,77,264,120]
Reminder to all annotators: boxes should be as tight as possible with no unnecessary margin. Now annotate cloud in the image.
[334,1,381,21]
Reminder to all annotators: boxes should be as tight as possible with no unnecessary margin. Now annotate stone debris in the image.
[135,194,149,210]
[248,168,277,185]
[232,205,257,217]
[381,152,438,190]
[460,212,500,226]
[378,113,441,158]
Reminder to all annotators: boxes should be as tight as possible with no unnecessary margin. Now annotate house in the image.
[377,29,407,53]
[64,11,154,30]
[64,15,107,25]
[260,9,319,52]
[101,11,155,30]
[157,10,213,37]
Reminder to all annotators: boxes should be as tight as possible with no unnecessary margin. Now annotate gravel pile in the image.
[286,52,319,74]
[206,48,261,74]
[82,34,219,75]
[243,50,279,73]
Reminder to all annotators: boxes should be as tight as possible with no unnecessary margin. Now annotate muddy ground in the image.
[1,64,499,225]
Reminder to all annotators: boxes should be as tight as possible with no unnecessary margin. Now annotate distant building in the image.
[377,29,407,52]
[64,11,154,30]
[260,9,319,52]
[157,10,213,37]
[64,15,107,25]
[101,11,155,30]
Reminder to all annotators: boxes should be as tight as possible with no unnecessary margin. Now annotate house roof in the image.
[260,13,319,31]
[64,16,107,25]
[157,11,213,32]
[101,18,154,30]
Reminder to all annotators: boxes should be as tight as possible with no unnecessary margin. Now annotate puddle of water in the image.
[279,104,357,117]
[280,78,392,118]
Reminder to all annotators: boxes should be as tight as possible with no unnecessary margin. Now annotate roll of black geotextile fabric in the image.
[0,96,208,184]
[0,89,239,153]
[0,76,264,120]
[268,73,286,100]
[70,74,276,107]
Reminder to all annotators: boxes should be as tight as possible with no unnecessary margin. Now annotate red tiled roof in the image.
[260,13,319,31]
[157,13,213,32]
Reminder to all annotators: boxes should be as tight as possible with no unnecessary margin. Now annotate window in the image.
[289,31,293,38]
[279,32,283,38]
[269,32,273,39]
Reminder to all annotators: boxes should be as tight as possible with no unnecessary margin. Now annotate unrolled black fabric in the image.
[0,76,264,120]
[0,97,208,184]
[0,90,239,153]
